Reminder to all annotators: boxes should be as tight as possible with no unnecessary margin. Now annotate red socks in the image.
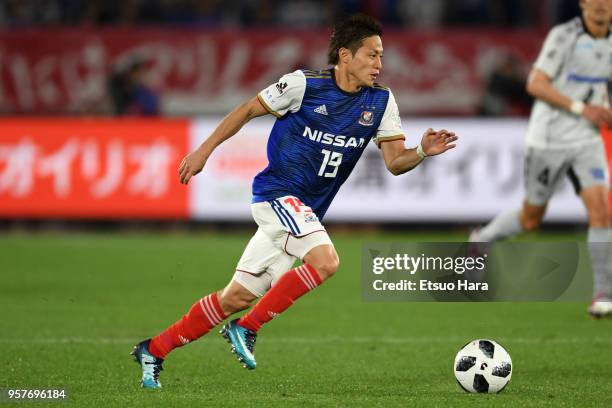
[148,264,322,358]
[149,292,227,359]
[238,264,322,332]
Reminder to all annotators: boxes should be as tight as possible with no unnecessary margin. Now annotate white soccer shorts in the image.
[232,196,333,297]
[524,141,610,206]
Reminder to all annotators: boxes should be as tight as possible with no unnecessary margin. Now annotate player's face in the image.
[582,0,612,25]
[349,35,383,87]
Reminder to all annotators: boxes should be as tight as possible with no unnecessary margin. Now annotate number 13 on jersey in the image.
[318,149,343,178]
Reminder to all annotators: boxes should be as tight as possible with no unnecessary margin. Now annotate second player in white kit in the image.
[471,0,612,317]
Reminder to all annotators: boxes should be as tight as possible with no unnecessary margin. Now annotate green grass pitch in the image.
[0,230,611,407]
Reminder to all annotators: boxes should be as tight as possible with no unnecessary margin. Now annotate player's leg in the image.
[146,292,230,359]
[471,147,562,243]
[222,243,336,370]
[237,197,336,333]
[220,223,298,369]
[302,243,340,280]
[581,186,611,314]
[237,243,338,332]
[571,143,612,317]
[132,287,232,388]
[131,288,230,388]
[132,228,276,387]
[218,280,259,315]
[145,227,285,358]
[222,197,335,369]
[519,200,547,232]
[471,207,525,243]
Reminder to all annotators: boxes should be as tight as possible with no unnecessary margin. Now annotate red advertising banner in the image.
[0,29,543,116]
[0,118,189,219]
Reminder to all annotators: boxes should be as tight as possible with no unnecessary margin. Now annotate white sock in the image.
[476,208,523,242]
[588,227,612,299]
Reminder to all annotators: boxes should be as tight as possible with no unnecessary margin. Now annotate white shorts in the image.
[524,141,610,205]
[232,196,333,297]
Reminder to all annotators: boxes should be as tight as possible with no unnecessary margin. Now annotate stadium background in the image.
[1,1,611,406]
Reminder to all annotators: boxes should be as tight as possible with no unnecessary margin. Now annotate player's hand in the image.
[178,150,208,184]
[420,128,458,157]
[582,105,612,127]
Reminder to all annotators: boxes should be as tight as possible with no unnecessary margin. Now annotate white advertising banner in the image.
[189,118,587,222]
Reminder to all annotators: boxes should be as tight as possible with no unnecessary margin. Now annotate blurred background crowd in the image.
[0,0,588,118]
[0,0,609,225]
[0,0,580,29]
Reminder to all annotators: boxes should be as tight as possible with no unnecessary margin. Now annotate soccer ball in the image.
[454,339,512,393]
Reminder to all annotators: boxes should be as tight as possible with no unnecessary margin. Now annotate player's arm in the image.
[179,96,268,184]
[375,90,457,175]
[526,69,612,126]
[528,25,612,126]
[179,70,306,184]
[380,129,457,176]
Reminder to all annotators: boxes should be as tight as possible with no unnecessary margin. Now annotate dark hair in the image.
[327,14,383,65]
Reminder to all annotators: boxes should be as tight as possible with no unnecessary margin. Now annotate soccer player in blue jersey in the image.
[132,14,458,388]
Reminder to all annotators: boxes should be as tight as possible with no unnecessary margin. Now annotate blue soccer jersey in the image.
[253,68,404,219]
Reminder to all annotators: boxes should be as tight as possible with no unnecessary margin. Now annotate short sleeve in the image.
[533,26,568,80]
[257,70,306,117]
[372,90,405,148]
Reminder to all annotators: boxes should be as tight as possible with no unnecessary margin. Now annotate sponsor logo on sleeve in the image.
[275,82,288,95]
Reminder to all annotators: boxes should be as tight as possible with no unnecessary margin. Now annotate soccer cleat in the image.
[131,339,164,389]
[588,295,612,318]
[220,319,257,370]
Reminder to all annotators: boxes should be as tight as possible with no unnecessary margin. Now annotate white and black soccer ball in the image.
[454,339,512,393]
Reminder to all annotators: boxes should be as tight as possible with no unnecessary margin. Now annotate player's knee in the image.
[219,290,254,314]
[587,202,610,228]
[315,256,340,280]
[222,296,252,314]
[521,216,542,232]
